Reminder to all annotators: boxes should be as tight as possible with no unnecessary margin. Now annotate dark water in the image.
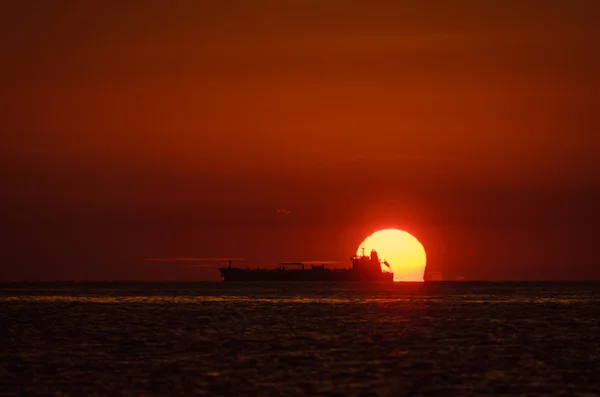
[1,282,599,396]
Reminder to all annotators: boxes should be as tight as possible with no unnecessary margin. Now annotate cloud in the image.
[143,257,246,262]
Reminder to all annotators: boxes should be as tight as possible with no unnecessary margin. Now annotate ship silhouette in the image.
[219,248,393,282]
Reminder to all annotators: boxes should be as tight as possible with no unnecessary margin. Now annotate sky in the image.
[1,0,599,281]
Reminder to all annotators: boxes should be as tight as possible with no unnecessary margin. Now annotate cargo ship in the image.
[219,248,393,282]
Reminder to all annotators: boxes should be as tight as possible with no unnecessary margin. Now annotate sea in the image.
[1,281,599,396]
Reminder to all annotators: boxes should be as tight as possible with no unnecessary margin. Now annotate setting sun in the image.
[357,229,426,282]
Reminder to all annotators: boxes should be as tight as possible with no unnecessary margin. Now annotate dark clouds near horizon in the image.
[1,0,599,281]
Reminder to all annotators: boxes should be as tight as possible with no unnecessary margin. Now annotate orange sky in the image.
[1,0,598,281]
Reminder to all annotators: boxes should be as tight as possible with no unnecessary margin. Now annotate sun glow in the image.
[357,229,426,282]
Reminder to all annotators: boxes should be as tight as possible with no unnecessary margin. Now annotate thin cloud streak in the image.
[143,257,247,262]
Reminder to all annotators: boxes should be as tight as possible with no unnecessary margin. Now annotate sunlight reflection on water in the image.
[0,295,592,304]
[2,282,600,396]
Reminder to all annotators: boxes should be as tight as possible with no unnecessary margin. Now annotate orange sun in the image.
[357,229,427,281]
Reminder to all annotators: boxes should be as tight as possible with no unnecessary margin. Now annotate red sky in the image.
[1,0,599,280]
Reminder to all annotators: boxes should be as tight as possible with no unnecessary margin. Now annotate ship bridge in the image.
[351,249,391,275]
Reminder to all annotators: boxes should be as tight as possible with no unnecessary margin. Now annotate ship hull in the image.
[219,268,394,282]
